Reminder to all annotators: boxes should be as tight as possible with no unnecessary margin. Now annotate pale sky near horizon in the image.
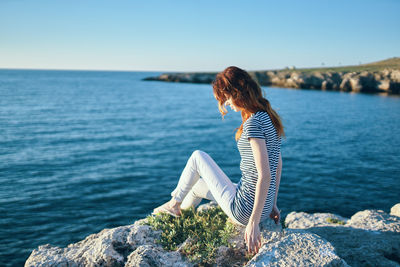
[1,0,399,72]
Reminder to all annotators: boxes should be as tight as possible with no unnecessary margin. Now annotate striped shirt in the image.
[230,110,281,225]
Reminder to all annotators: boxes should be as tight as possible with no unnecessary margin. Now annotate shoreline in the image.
[25,202,400,266]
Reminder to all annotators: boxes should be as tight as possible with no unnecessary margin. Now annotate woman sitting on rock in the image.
[152,66,284,255]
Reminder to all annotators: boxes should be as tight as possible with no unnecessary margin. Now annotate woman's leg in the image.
[170,150,243,225]
[179,178,239,212]
[153,180,210,216]
[178,178,215,209]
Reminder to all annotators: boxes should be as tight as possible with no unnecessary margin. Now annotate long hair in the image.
[212,66,285,141]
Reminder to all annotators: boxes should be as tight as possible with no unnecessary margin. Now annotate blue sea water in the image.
[0,69,399,266]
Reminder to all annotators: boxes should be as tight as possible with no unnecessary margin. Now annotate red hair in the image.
[212,66,285,141]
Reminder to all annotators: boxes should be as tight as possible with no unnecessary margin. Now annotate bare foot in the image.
[153,200,181,216]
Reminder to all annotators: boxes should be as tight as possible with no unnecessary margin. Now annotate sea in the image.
[1,69,399,266]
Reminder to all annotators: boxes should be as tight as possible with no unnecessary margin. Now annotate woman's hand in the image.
[244,220,262,255]
[269,205,280,224]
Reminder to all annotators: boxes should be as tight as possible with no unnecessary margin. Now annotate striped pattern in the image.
[230,111,281,225]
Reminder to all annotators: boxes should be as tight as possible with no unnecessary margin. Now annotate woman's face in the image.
[224,96,241,112]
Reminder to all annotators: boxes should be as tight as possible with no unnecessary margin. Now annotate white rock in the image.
[284,208,400,267]
[285,211,348,229]
[245,230,348,266]
[390,203,400,217]
[378,79,391,91]
[347,209,400,232]
[125,244,191,267]
[25,220,165,267]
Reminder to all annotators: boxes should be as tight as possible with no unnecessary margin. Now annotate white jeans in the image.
[171,150,245,226]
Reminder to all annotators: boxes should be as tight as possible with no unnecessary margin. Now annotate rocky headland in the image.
[143,57,400,95]
[25,202,400,267]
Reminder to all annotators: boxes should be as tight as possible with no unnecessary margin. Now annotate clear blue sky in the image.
[1,0,399,72]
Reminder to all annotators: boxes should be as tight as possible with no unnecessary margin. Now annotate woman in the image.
[152,66,284,255]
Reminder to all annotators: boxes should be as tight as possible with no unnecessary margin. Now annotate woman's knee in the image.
[191,149,207,159]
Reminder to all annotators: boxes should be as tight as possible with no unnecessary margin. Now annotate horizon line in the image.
[0,64,354,73]
[0,57,396,74]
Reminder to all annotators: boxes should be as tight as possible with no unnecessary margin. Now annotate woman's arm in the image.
[273,153,282,207]
[245,137,271,254]
[248,138,271,225]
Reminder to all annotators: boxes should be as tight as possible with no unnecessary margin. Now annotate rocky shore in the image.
[25,203,400,266]
[143,58,400,95]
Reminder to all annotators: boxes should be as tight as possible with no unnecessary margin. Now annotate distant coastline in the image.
[143,57,400,95]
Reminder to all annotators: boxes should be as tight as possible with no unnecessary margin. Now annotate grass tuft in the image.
[326,217,346,225]
[143,205,238,266]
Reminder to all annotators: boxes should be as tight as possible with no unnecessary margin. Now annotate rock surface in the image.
[25,203,400,266]
[143,68,400,95]
[285,205,400,267]
[246,230,348,267]
[24,219,186,267]
[391,203,400,217]
[285,211,349,228]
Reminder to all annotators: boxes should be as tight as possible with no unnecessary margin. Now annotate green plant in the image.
[143,205,238,266]
[326,217,345,225]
